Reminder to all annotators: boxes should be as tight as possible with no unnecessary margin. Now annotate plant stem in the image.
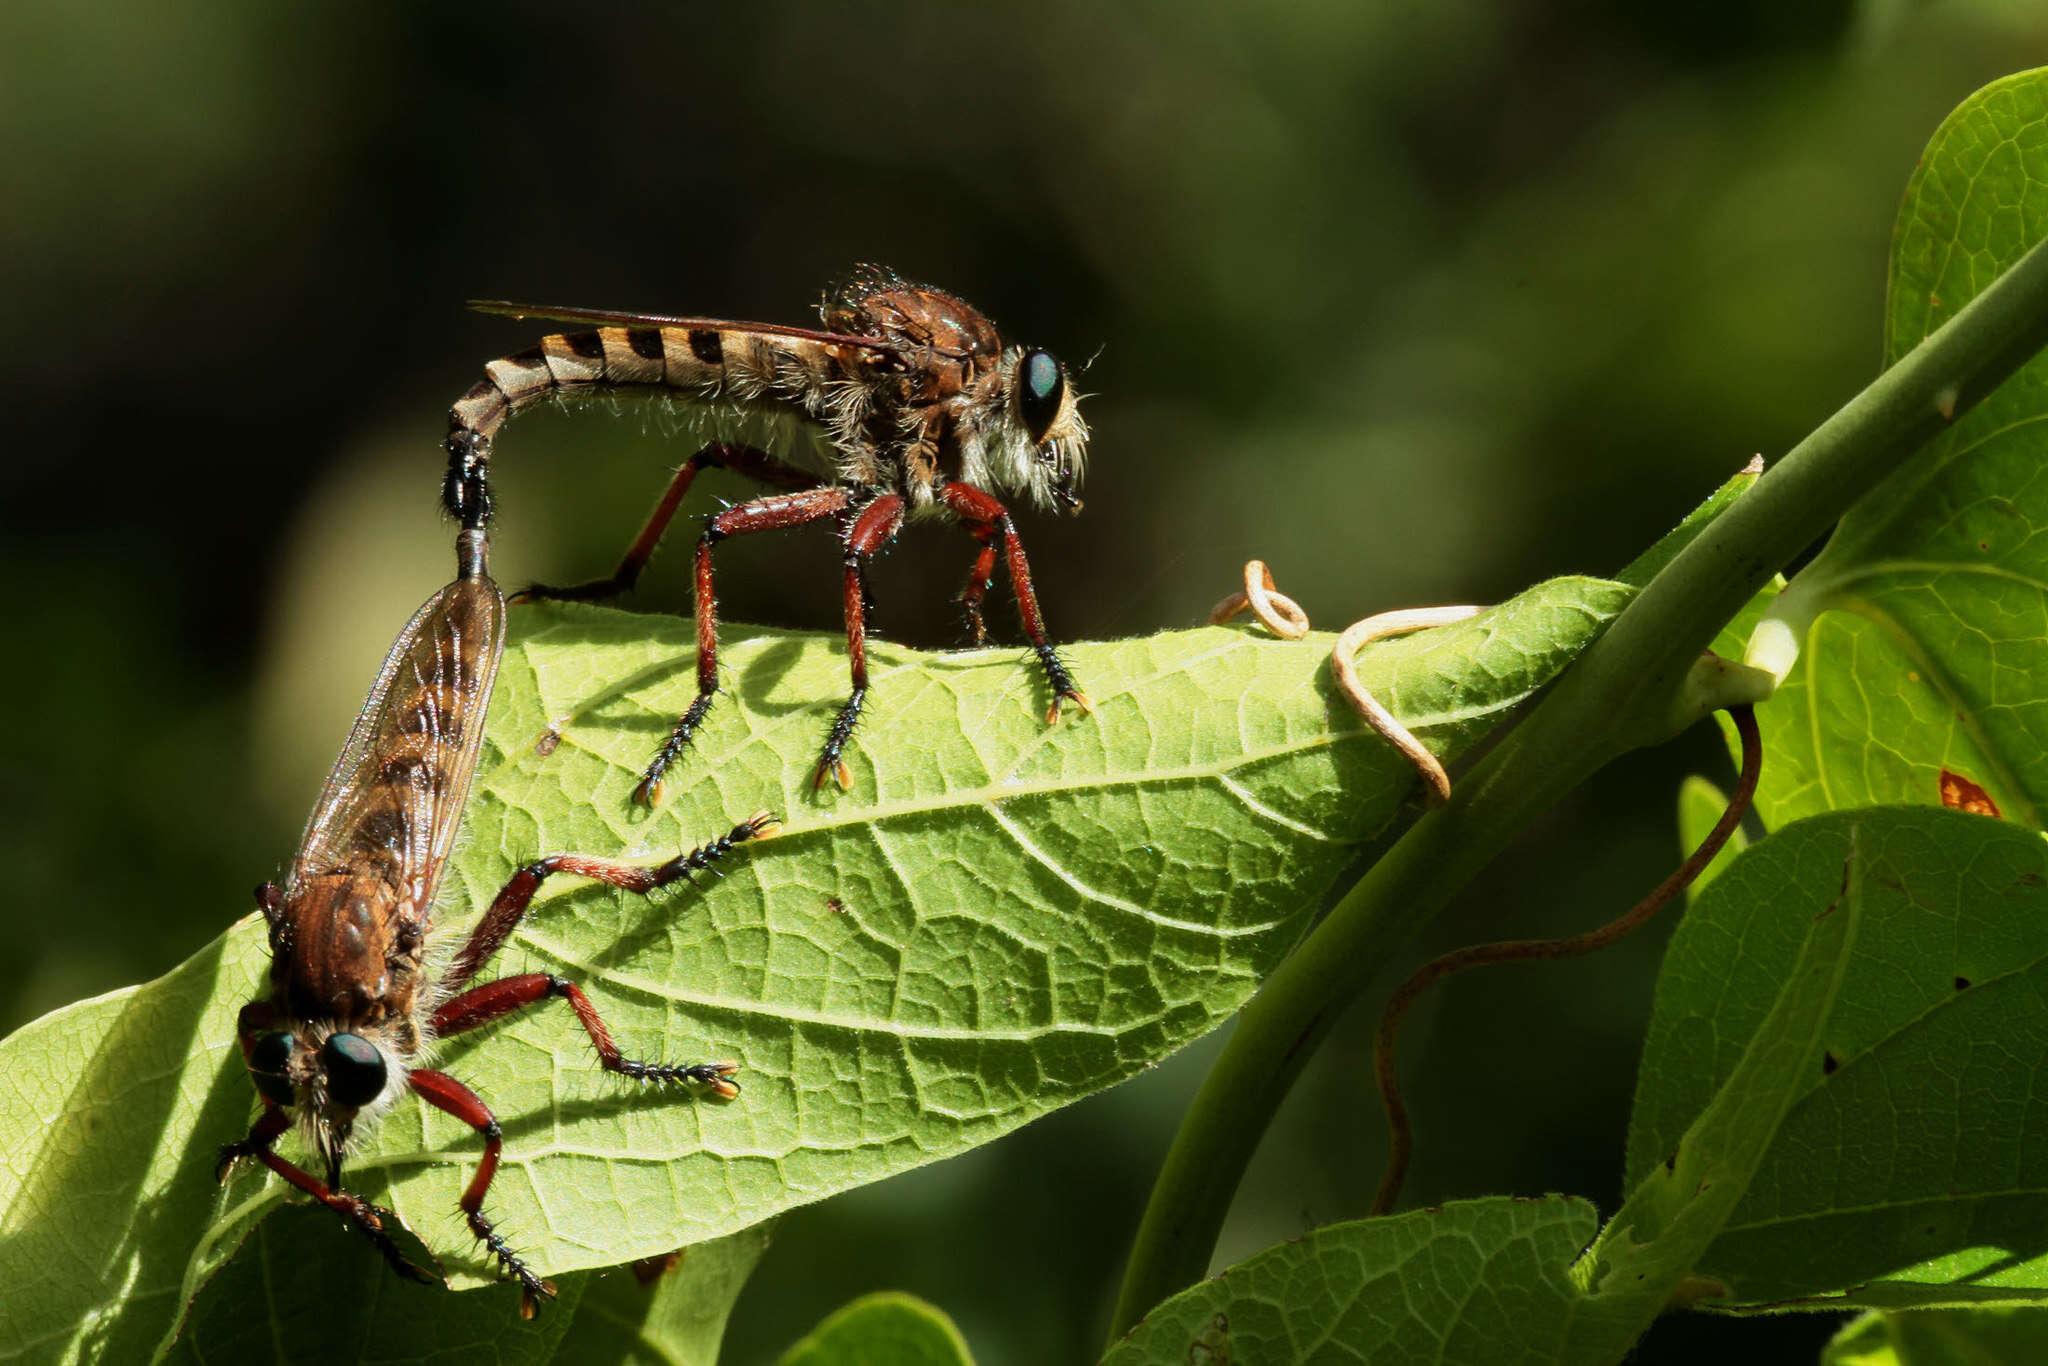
[1107,227,2048,1344]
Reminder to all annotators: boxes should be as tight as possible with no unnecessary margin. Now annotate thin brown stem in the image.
[1369,701,1763,1216]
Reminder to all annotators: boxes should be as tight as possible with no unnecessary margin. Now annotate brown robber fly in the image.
[217,524,777,1315]
[440,263,1092,802]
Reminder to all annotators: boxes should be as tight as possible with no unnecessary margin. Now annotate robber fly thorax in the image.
[441,264,1093,802]
[220,525,776,1315]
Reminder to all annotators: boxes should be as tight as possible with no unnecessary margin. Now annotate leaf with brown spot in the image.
[1939,769,2001,818]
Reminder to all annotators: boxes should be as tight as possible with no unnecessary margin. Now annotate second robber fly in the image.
[216,523,777,1315]
[441,263,1093,802]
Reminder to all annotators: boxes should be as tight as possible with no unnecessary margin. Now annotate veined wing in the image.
[285,574,507,917]
[466,299,899,356]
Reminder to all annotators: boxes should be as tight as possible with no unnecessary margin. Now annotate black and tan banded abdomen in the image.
[447,326,843,445]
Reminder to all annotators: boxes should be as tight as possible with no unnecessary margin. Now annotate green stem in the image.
[1107,227,2048,1344]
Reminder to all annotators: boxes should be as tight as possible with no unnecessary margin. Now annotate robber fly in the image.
[441,263,1092,802]
[216,524,777,1315]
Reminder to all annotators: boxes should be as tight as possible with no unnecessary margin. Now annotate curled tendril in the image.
[1210,560,1483,806]
[1331,607,1486,807]
[1208,560,1310,639]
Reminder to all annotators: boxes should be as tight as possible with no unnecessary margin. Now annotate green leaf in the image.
[146,1195,766,1365]
[163,1205,582,1365]
[1824,1308,2048,1364]
[774,1292,974,1366]
[1626,805,2048,1309]
[1570,818,1858,1349]
[1101,1197,1613,1366]
[1748,68,2048,829]
[550,1225,772,1366]
[0,576,1634,1361]
[1676,775,1747,904]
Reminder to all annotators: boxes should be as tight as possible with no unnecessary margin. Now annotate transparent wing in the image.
[285,574,506,912]
[466,299,899,354]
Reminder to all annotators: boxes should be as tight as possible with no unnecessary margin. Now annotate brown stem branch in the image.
[1369,701,1763,1215]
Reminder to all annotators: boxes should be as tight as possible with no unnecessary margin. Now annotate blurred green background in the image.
[5,1,2043,1361]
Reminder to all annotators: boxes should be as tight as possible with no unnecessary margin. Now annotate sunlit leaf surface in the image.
[0,576,1632,1362]
[1750,69,2048,829]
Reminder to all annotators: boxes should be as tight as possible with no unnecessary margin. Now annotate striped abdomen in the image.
[448,326,853,448]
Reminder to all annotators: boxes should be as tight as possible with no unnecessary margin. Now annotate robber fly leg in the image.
[439,812,780,997]
[939,481,1091,724]
[216,1106,438,1286]
[428,816,777,1099]
[214,1101,291,1182]
[813,493,906,790]
[408,1069,554,1315]
[959,525,1000,647]
[435,974,741,1092]
[512,443,821,606]
[634,489,852,805]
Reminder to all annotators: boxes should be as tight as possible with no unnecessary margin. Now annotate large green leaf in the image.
[1626,806,2048,1308]
[1099,1197,1608,1366]
[1746,68,2048,829]
[0,575,1633,1363]
[1571,813,1858,1349]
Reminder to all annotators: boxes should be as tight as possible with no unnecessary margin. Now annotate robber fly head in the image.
[823,264,1089,514]
[237,995,412,1178]
[1000,342,1089,513]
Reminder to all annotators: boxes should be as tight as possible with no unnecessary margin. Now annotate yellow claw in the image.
[1047,691,1094,725]
[702,1062,742,1102]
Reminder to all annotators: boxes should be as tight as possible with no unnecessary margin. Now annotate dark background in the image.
[4,3,2039,1362]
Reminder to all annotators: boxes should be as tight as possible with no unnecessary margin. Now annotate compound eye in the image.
[320,1033,388,1108]
[1017,349,1065,444]
[247,1030,297,1106]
